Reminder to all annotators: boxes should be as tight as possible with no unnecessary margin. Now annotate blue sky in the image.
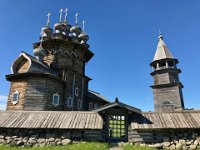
[0,0,200,111]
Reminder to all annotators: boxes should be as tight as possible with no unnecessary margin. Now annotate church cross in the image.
[64,8,69,23]
[59,8,63,22]
[75,13,79,25]
[82,20,86,30]
[46,12,51,26]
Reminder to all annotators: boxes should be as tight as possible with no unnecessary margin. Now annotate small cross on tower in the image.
[64,8,69,23]
[82,20,86,30]
[75,13,79,25]
[46,13,51,27]
[59,8,64,22]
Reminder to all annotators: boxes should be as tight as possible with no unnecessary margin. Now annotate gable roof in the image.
[153,34,174,61]
[93,101,141,113]
[87,90,110,103]
[11,51,57,76]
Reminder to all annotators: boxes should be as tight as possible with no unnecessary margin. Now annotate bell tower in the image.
[150,32,185,112]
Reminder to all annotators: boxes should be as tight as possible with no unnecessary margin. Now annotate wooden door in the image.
[106,115,128,142]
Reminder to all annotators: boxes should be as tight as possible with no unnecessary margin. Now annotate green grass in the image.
[0,143,159,150]
[0,142,111,150]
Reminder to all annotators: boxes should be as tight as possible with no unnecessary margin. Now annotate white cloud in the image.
[0,95,7,110]
[0,104,6,110]
[0,95,8,102]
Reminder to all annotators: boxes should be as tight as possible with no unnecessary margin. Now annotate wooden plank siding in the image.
[6,79,27,110]
[17,59,29,73]
[0,111,103,129]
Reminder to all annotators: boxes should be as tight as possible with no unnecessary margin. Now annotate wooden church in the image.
[6,11,109,111]
[1,9,200,147]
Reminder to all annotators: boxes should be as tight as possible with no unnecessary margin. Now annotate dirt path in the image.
[109,147,123,150]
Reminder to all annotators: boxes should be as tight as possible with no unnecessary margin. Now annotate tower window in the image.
[168,61,174,68]
[162,100,174,111]
[52,93,60,107]
[160,62,166,69]
[77,99,82,110]
[12,90,19,105]
[89,102,93,110]
[66,96,73,108]
[75,87,79,97]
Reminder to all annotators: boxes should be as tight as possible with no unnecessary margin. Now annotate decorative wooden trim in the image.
[11,53,32,74]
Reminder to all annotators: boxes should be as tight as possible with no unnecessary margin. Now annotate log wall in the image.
[6,79,27,110]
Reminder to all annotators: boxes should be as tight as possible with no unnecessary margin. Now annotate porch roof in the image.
[93,101,141,114]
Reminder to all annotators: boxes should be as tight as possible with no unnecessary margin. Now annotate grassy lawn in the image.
[0,143,158,150]
[0,142,110,150]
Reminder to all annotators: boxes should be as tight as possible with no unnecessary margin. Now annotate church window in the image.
[66,96,73,107]
[94,103,98,109]
[12,90,19,105]
[75,87,79,97]
[77,99,82,110]
[52,93,60,107]
[89,102,93,110]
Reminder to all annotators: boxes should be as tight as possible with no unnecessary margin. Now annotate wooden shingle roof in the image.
[11,52,57,76]
[153,34,174,62]
[131,111,200,130]
[87,90,110,103]
[0,111,103,129]
[93,101,141,113]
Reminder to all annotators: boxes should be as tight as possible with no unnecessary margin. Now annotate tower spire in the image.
[59,8,64,22]
[153,32,173,61]
[46,12,51,27]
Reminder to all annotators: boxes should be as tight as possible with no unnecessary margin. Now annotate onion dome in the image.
[69,13,82,43]
[63,23,71,36]
[53,9,67,39]
[62,8,71,37]
[33,43,46,62]
[79,31,89,43]
[40,13,53,40]
[70,25,82,36]
[41,26,53,40]
[69,26,81,43]
[78,20,89,47]
[54,22,66,33]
